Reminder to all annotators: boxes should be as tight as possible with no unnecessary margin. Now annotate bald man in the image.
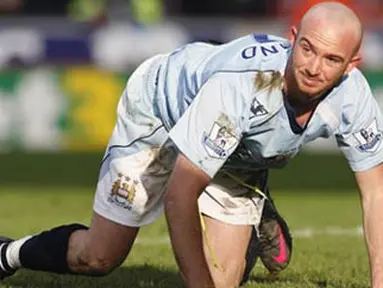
[1,2,383,288]
[286,0,355,28]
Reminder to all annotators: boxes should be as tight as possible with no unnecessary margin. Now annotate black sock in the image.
[19,223,88,274]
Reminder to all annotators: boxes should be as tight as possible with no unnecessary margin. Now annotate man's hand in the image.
[164,153,214,288]
[355,163,383,288]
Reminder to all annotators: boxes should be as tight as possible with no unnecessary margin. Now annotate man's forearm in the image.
[163,153,214,288]
[165,196,214,288]
[362,193,383,288]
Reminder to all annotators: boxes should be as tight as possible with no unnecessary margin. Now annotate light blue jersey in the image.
[148,34,383,178]
[94,33,383,227]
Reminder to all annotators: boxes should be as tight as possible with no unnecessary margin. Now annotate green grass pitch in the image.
[0,186,369,288]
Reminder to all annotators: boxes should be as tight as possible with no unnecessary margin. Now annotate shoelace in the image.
[199,171,268,272]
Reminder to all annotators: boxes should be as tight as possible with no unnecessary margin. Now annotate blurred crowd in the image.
[0,0,382,71]
[0,0,276,18]
[0,0,383,152]
[1,0,382,24]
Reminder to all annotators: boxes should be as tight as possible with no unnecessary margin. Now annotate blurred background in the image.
[1,0,383,190]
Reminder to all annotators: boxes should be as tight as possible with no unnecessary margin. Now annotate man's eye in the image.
[327,57,342,65]
[329,57,340,63]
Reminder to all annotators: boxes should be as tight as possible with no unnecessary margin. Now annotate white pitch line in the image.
[135,226,364,246]
[293,226,364,238]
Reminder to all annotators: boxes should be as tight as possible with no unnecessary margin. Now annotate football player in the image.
[2,2,383,288]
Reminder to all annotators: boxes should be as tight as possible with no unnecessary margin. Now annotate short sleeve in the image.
[336,75,383,172]
[168,73,249,178]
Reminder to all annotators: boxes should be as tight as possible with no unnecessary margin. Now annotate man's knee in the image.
[67,218,137,276]
[67,230,120,275]
[211,260,246,288]
[77,251,120,276]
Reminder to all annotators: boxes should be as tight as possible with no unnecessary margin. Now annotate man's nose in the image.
[306,57,321,76]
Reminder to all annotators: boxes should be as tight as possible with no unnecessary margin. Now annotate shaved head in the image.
[285,1,364,105]
[299,2,363,55]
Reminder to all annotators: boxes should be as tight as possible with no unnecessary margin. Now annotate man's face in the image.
[289,22,359,101]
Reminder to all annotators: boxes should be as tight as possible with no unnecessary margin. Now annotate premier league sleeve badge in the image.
[353,119,382,153]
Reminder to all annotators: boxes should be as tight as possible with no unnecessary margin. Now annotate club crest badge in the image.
[354,119,382,153]
[109,173,137,210]
[203,122,239,159]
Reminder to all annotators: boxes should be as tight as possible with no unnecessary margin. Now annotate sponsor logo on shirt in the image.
[354,119,382,152]
[241,35,290,59]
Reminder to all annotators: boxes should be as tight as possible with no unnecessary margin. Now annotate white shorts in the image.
[93,55,266,227]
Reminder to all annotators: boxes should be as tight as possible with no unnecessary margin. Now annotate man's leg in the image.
[241,196,293,284]
[0,212,139,278]
[198,170,293,287]
[195,210,293,288]
[68,212,139,274]
[0,52,170,280]
[197,171,267,288]
[200,206,292,288]
[201,215,252,288]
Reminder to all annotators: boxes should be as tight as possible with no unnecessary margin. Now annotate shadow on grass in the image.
[246,274,369,288]
[2,265,183,288]
[3,267,370,288]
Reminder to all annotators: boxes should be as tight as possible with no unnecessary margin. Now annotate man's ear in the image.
[290,26,298,44]
[345,54,362,74]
